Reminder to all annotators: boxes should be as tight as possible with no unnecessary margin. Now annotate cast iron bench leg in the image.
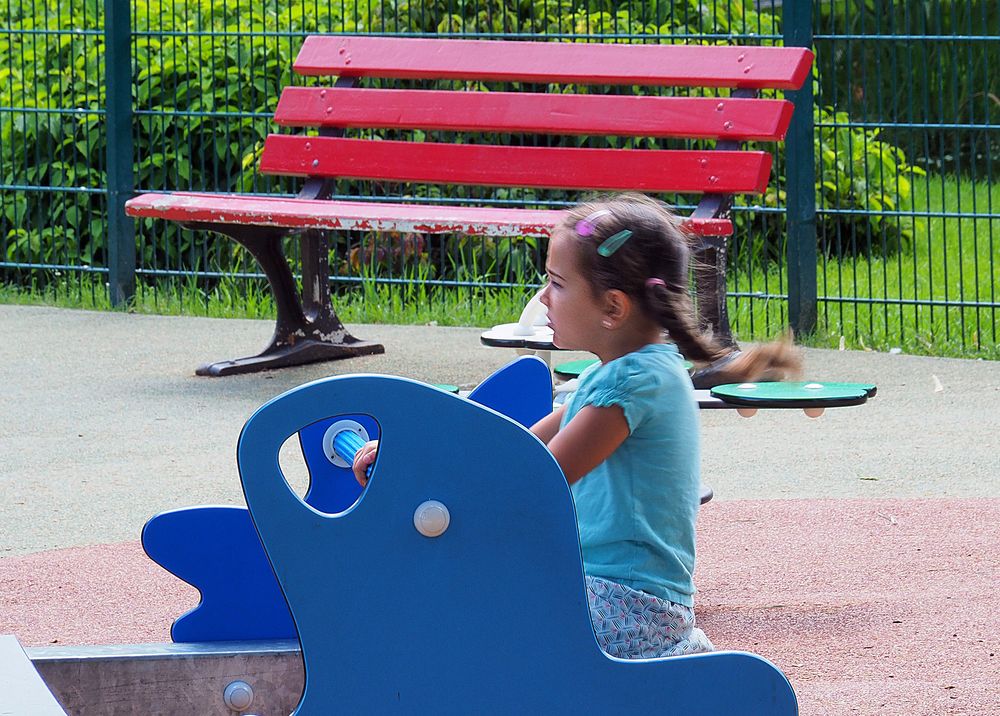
[694,239,737,349]
[189,223,384,376]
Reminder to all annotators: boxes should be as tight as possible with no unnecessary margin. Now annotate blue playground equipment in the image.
[142,355,554,642]
[141,357,796,714]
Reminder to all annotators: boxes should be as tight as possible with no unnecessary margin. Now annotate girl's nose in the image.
[538,285,551,307]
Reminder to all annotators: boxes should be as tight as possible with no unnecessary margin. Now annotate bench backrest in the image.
[264,36,812,197]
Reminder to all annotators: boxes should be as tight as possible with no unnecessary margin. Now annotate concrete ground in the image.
[1,304,998,715]
[2,304,997,556]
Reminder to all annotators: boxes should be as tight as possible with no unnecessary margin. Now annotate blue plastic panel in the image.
[238,374,796,715]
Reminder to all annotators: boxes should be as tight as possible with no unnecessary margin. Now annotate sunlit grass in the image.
[729,172,999,359]
[0,273,534,328]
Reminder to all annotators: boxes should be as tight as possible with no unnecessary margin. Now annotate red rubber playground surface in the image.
[2,498,996,716]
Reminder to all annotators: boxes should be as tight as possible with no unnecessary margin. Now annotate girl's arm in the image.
[543,405,630,485]
[530,403,567,444]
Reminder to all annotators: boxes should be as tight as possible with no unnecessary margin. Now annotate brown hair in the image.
[561,193,801,384]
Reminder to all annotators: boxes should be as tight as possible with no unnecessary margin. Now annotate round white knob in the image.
[414,500,450,537]
[223,680,254,711]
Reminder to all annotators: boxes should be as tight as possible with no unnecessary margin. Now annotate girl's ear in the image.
[603,289,632,327]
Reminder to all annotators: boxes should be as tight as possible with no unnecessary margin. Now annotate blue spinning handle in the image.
[332,429,365,464]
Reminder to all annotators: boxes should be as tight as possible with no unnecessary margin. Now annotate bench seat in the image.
[125,192,735,238]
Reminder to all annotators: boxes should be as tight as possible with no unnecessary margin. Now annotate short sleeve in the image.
[578,357,658,434]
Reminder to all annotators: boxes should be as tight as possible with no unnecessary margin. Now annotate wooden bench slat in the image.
[124,193,734,237]
[274,87,795,142]
[259,136,773,195]
[294,36,814,90]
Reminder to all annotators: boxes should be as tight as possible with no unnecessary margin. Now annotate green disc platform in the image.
[710,381,877,409]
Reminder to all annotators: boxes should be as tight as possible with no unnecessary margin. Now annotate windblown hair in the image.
[561,193,801,384]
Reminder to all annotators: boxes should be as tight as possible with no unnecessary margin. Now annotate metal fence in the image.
[1,0,997,357]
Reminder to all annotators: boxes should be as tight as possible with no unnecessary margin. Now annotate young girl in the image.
[355,192,800,659]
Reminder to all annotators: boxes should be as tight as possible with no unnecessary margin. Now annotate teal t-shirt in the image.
[562,343,701,607]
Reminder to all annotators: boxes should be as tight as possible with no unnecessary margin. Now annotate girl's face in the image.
[538,230,606,351]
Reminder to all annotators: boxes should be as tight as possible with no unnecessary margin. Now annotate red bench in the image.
[125,36,812,376]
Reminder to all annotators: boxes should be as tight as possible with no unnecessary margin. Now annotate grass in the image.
[2,172,997,360]
[729,172,999,359]
[0,272,534,328]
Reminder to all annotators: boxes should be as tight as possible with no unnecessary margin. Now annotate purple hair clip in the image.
[575,210,612,238]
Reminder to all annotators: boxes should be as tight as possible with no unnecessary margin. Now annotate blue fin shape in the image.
[468,355,552,428]
[239,374,797,715]
[141,506,295,641]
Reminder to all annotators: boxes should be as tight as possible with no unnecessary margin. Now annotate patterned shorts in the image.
[586,575,715,659]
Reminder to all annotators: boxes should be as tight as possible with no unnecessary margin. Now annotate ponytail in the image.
[644,280,802,388]
[644,279,728,364]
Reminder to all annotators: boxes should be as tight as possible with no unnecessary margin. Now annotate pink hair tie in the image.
[646,278,666,290]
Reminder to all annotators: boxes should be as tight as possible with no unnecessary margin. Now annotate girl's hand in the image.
[352,440,379,486]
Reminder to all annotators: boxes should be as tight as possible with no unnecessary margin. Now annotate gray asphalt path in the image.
[2,305,998,556]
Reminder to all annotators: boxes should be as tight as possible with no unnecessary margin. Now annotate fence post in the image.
[782,0,817,336]
[104,0,135,306]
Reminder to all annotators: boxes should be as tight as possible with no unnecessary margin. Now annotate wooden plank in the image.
[275,87,794,142]
[294,36,813,90]
[259,136,773,195]
[124,193,734,237]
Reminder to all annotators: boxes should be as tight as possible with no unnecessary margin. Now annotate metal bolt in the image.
[737,53,746,62]
[708,175,719,184]
[414,500,450,537]
[723,121,734,130]
[312,159,319,168]
[223,681,254,711]
[716,102,725,111]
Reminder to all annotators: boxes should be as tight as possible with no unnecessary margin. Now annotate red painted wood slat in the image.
[294,36,813,90]
[259,136,773,195]
[274,87,795,142]
[123,193,734,237]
